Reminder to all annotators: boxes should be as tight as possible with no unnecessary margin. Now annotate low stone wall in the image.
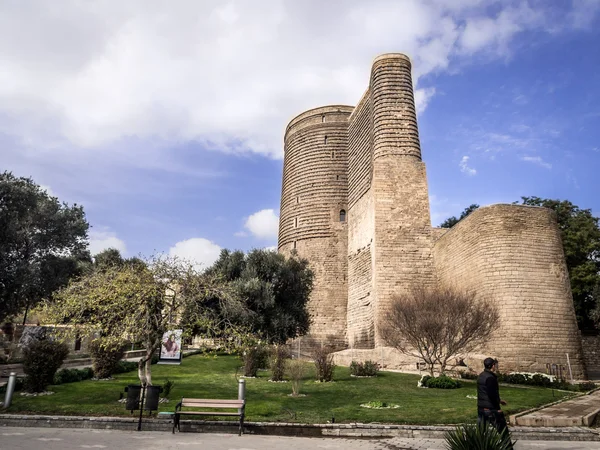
[0,414,599,441]
[582,335,600,380]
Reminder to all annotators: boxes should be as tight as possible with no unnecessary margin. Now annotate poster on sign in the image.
[158,329,183,364]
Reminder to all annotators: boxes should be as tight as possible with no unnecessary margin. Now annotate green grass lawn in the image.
[5,354,573,424]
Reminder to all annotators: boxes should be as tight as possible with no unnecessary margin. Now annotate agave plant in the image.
[444,423,514,450]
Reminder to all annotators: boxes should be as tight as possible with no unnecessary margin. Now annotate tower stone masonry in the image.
[278,53,588,378]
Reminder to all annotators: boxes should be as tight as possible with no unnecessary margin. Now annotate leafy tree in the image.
[37,255,240,385]
[0,171,91,322]
[517,197,600,330]
[205,248,314,344]
[92,248,146,272]
[93,248,125,269]
[380,285,500,376]
[439,204,480,228]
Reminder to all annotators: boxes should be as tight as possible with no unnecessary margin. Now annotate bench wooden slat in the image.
[182,398,243,404]
[181,402,243,409]
[177,411,241,416]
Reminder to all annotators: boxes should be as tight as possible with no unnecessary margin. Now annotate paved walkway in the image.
[514,389,600,427]
[1,427,599,450]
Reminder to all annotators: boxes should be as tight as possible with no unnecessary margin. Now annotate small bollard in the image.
[238,379,245,415]
[3,372,17,409]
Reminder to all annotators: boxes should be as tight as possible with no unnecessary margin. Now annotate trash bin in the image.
[125,385,142,411]
[144,385,163,412]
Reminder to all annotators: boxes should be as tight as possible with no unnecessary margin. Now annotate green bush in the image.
[496,372,570,390]
[114,360,138,374]
[445,423,513,450]
[242,345,267,377]
[22,339,69,392]
[313,346,335,382]
[423,374,461,389]
[89,339,126,379]
[349,360,380,377]
[163,379,175,397]
[53,367,94,385]
[269,344,291,381]
[577,381,597,391]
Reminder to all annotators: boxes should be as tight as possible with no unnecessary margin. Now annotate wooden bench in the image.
[173,398,245,435]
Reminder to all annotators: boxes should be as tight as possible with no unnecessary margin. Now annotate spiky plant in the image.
[444,423,514,450]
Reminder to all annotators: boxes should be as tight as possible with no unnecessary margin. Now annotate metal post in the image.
[3,372,17,409]
[566,353,574,382]
[137,382,146,431]
[238,379,245,414]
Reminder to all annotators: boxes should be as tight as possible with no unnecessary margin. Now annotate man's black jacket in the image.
[477,369,501,412]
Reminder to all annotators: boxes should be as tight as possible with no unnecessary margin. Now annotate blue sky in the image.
[1,0,599,268]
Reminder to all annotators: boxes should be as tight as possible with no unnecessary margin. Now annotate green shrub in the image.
[577,381,597,391]
[349,360,380,377]
[313,346,335,382]
[53,367,94,384]
[496,372,570,390]
[114,360,138,374]
[286,358,306,396]
[423,374,461,389]
[269,344,291,381]
[163,379,175,397]
[89,339,126,379]
[242,345,267,377]
[445,423,513,450]
[22,339,69,392]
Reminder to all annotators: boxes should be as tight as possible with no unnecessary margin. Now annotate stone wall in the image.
[433,204,586,378]
[277,53,590,379]
[278,105,353,345]
[370,54,436,347]
[582,335,600,379]
[346,89,375,349]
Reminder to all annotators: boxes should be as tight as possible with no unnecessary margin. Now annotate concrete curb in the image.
[511,386,600,427]
[0,414,599,441]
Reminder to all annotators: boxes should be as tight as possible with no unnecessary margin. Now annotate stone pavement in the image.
[514,389,600,427]
[2,427,600,450]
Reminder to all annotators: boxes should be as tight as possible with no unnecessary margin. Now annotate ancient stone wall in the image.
[370,54,436,347]
[277,53,589,378]
[278,105,353,345]
[581,335,600,379]
[346,90,375,348]
[433,204,586,378]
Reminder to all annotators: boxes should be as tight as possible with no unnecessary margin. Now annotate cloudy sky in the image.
[2,0,599,269]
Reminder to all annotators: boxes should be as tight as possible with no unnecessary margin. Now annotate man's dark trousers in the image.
[478,409,513,448]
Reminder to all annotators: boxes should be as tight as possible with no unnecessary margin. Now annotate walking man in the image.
[477,357,514,447]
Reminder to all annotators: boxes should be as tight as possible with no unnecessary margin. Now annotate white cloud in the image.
[168,237,221,270]
[264,245,278,252]
[521,155,552,169]
[244,209,279,241]
[234,231,249,238]
[89,229,127,256]
[0,1,592,163]
[459,155,477,176]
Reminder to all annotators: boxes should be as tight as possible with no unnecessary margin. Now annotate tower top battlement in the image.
[372,52,412,66]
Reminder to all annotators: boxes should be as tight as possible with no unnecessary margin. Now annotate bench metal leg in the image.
[239,413,244,436]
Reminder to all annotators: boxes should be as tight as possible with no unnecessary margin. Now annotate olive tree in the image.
[380,285,500,376]
[37,255,240,385]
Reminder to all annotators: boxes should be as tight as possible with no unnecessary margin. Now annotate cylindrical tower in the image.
[278,105,353,346]
[433,204,586,378]
[370,54,436,346]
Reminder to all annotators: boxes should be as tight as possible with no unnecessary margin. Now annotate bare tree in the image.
[380,285,500,376]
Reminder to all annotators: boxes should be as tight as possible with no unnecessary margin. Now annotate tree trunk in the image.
[137,346,155,385]
[145,356,152,386]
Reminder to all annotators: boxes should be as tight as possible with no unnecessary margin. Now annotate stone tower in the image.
[278,105,353,345]
[277,53,587,378]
